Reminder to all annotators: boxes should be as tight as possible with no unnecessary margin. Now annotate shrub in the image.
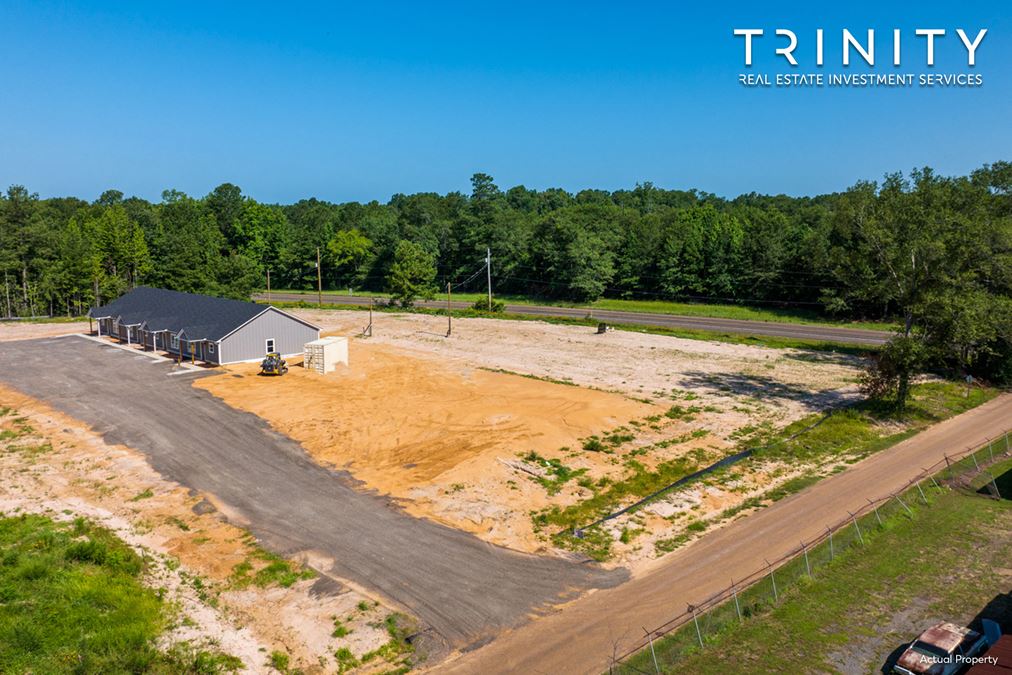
[268,650,289,672]
[471,298,506,313]
[65,539,108,565]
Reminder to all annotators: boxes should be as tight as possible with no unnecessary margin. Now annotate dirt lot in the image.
[0,319,89,341]
[0,336,623,656]
[0,384,402,673]
[195,310,864,565]
[197,343,655,551]
[297,310,860,417]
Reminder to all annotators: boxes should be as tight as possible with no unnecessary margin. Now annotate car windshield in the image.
[910,640,950,658]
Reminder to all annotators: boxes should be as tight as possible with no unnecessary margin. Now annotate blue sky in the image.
[1,1,1009,203]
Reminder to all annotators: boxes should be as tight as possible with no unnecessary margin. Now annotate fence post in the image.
[802,541,811,577]
[690,604,704,648]
[930,475,941,491]
[1005,431,1009,455]
[944,454,952,479]
[643,627,660,674]
[893,493,913,516]
[848,511,864,544]
[991,472,1003,500]
[867,498,883,527]
[972,449,980,471]
[731,578,742,621]
[766,559,778,602]
[828,526,834,560]
[988,439,994,463]
[916,481,928,505]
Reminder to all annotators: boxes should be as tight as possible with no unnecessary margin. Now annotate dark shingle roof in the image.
[89,286,289,341]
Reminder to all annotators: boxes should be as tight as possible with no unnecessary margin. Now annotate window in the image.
[208,343,215,354]
[170,334,179,349]
[265,338,275,354]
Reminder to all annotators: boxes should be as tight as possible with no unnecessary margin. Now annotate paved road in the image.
[441,393,1012,674]
[256,293,891,346]
[0,337,625,653]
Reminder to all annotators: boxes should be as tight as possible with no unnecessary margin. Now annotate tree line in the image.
[1,164,1009,384]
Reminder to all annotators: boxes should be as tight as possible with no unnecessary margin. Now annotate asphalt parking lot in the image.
[0,336,625,650]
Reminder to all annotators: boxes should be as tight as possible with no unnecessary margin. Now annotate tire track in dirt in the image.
[0,336,627,654]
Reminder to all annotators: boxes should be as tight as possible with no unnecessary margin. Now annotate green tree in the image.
[235,201,287,274]
[206,183,245,248]
[860,336,926,412]
[827,171,957,335]
[326,228,374,288]
[386,240,436,307]
[531,205,620,301]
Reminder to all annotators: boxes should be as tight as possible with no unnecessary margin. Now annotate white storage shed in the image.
[304,336,349,374]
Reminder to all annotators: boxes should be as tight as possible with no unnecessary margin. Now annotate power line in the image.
[449,264,487,291]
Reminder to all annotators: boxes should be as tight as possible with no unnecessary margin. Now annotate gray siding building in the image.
[89,287,319,365]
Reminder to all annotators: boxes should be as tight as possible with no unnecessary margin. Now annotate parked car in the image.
[893,622,990,675]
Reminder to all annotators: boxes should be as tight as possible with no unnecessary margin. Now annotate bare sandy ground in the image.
[3,315,865,569]
[0,319,89,341]
[197,310,864,563]
[197,343,658,552]
[296,309,861,421]
[0,384,402,673]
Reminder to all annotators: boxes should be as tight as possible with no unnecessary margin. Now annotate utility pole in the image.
[266,268,271,304]
[486,247,492,311]
[316,247,322,307]
[446,281,452,337]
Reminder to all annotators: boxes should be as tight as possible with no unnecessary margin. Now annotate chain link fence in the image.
[613,430,1012,674]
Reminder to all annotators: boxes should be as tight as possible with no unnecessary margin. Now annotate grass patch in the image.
[0,315,86,323]
[331,618,350,638]
[522,451,588,496]
[544,380,996,562]
[264,289,898,331]
[361,612,417,669]
[268,650,290,672]
[665,404,702,421]
[131,488,154,501]
[534,453,709,560]
[622,480,1012,673]
[166,515,191,531]
[334,646,359,673]
[757,381,998,465]
[0,513,241,673]
[766,474,821,502]
[972,456,1012,500]
[162,642,244,673]
[229,534,315,589]
[0,415,36,445]
[479,367,577,387]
